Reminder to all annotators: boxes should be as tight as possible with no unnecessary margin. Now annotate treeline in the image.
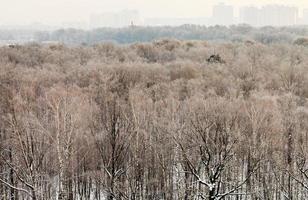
[3,24,308,45]
[0,39,308,200]
[34,25,308,45]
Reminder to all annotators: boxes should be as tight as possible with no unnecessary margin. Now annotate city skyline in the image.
[0,0,308,25]
[2,2,308,29]
[68,4,308,29]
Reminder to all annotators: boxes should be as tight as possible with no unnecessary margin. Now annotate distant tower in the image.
[131,21,135,28]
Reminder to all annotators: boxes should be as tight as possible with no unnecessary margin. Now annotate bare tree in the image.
[44,86,88,200]
[177,98,259,200]
[90,91,134,200]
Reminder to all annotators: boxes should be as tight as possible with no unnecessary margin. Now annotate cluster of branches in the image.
[0,40,308,200]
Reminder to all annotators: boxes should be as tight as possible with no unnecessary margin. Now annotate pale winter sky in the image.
[0,0,307,25]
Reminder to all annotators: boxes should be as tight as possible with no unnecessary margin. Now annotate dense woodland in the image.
[0,39,308,200]
[4,25,308,45]
[35,25,304,45]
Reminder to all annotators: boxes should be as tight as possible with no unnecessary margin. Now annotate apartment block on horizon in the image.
[240,5,298,27]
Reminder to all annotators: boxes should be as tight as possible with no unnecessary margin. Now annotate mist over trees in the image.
[3,25,308,45]
[34,25,308,45]
[0,39,308,199]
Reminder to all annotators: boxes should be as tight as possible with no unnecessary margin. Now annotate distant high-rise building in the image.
[212,3,234,26]
[239,5,298,27]
[240,6,260,26]
[302,9,308,24]
[260,5,298,26]
[90,10,142,28]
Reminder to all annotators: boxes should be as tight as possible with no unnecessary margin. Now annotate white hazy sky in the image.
[0,0,307,25]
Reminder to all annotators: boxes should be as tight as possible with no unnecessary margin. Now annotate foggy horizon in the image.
[1,0,308,28]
